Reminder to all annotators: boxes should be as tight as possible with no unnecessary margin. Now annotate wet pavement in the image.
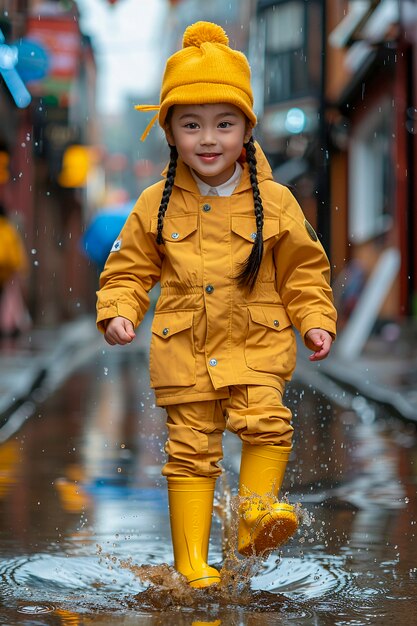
[300,320,417,424]
[1,323,417,625]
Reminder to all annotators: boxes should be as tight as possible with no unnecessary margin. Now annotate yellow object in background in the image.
[0,151,10,184]
[58,145,90,188]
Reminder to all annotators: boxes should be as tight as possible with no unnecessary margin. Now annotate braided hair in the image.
[235,136,264,291]
[156,144,178,244]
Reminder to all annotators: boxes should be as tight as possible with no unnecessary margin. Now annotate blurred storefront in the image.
[0,0,100,325]
[326,0,417,323]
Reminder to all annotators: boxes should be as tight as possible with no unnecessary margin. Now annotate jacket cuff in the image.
[300,313,337,343]
[96,302,138,333]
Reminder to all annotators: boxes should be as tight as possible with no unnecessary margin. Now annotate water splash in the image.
[115,476,323,609]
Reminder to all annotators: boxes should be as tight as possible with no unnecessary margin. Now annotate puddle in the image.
[1,350,417,624]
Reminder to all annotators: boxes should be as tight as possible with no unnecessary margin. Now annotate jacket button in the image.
[209,358,217,367]
[273,320,279,327]
[205,284,214,294]
[250,232,257,241]
[171,232,180,239]
[162,327,169,336]
[202,203,211,212]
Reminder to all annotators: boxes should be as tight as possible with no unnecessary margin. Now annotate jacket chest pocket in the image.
[154,214,200,281]
[231,216,279,267]
[150,310,196,388]
[163,214,198,242]
[244,305,296,376]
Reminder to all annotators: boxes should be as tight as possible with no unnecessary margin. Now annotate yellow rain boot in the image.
[238,443,298,556]
[167,477,221,588]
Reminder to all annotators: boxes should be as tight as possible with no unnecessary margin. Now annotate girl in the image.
[96,21,337,589]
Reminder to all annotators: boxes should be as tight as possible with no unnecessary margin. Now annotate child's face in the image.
[165,103,252,187]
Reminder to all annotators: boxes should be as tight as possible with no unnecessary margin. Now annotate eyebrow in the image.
[178,111,239,120]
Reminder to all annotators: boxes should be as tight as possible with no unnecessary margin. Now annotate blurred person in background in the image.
[0,203,30,339]
[96,21,337,588]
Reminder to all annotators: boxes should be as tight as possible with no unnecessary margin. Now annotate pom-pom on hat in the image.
[136,21,257,140]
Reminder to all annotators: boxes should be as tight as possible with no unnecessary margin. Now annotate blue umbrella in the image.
[82,201,134,268]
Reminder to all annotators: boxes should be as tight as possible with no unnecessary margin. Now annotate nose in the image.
[200,127,216,146]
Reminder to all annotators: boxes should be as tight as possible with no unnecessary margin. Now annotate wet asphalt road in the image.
[0,343,417,625]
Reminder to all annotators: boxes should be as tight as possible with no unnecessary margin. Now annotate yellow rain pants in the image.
[162,384,293,477]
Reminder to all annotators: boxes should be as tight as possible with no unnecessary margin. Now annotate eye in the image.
[218,121,233,128]
[184,122,199,129]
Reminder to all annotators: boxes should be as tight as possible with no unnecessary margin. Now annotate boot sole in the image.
[239,506,298,556]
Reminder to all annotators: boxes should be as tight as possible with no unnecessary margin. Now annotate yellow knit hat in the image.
[136,21,257,140]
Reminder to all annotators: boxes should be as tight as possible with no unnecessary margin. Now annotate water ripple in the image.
[0,553,139,608]
[250,554,348,598]
[0,551,352,610]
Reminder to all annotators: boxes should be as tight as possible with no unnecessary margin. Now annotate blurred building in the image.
[326,0,417,324]
[0,0,100,325]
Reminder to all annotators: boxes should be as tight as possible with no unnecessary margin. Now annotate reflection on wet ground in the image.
[1,345,417,625]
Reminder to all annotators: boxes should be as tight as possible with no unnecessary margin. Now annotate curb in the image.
[0,316,103,437]
[294,356,417,423]
[320,359,417,422]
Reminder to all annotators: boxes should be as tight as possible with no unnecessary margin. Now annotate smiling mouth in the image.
[197,153,221,159]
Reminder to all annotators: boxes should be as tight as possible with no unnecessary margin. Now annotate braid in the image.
[156,144,178,244]
[236,136,264,291]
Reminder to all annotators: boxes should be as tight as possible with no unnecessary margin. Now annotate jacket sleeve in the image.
[96,193,162,333]
[274,185,337,342]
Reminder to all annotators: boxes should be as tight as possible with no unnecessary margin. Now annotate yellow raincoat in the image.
[97,147,337,406]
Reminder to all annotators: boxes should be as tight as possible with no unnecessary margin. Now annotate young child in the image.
[96,21,337,589]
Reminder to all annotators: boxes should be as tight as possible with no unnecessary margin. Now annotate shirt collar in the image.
[190,162,243,197]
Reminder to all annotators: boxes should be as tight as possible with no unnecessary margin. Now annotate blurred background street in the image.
[1,0,417,624]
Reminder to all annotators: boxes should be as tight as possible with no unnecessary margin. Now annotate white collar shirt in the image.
[191,162,243,197]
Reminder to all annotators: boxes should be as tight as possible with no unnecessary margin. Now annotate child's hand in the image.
[104,316,136,346]
[305,328,333,362]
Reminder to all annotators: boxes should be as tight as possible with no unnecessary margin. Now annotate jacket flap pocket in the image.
[248,305,291,331]
[160,214,198,242]
[152,310,194,338]
[232,217,279,242]
[232,217,257,242]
